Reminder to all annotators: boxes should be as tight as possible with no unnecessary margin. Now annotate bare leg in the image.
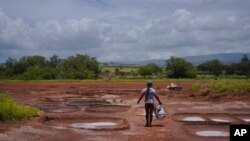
[145,104,149,126]
[148,104,154,127]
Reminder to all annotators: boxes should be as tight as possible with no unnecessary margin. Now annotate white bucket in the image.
[155,105,165,119]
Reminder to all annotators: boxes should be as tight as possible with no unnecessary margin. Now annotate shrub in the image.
[138,63,162,77]
[165,56,197,78]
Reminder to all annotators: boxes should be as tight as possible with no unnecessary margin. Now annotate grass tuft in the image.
[209,79,250,93]
[190,82,201,93]
[0,93,39,121]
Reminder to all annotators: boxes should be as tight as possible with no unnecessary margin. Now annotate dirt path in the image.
[1,81,250,141]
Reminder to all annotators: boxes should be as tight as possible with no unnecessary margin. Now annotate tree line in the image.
[197,54,250,77]
[0,54,100,80]
[138,55,250,78]
[0,54,249,79]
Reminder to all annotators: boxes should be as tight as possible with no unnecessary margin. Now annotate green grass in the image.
[190,82,201,92]
[209,79,250,93]
[0,93,39,121]
[101,66,139,73]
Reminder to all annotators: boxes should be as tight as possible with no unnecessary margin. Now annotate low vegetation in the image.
[0,54,100,80]
[0,54,249,80]
[209,79,250,93]
[138,63,162,77]
[0,93,39,121]
[190,82,201,93]
[166,56,197,78]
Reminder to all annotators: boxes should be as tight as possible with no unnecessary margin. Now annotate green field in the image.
[209,79,250,93]
[101,65,140,73]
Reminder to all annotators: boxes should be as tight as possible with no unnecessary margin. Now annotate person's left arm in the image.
[154,90,162,105]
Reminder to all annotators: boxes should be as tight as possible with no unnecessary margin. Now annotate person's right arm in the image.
[137,94,144,104]
[137,89,145,104]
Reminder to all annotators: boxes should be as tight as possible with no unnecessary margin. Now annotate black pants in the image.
[145,103,154,126]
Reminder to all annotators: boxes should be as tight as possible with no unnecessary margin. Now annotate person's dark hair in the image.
[147,80,153,87]
[146,80,153,100]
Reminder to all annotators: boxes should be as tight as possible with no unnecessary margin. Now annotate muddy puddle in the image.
[182,117,206,122]
[46,106,80,113]
[64,96,98,101]
[195,130,229,137]
[43,117,130,130]
[173,113,207,122]
[34,94,127,113]
[233,114,250,123]
[205,114,242,124]
[71,122,117,129]
[185,125,229,138]
[42,94,82,102]
[244,119,250,122]
[100,94,120,99]
[33,102,81,113]
[174,113,245,124]
[85,104,130,113]
[33,101,64,110]
[66,99,110,107]
[210,119,229,122]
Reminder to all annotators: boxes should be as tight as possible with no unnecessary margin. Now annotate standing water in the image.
[243,118,250,122]
[182,116,205,122]
[71,122,117,129]
[196,130,229,137]
[211,118,229,123]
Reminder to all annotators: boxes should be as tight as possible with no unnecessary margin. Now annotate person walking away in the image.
[137,80,162,127]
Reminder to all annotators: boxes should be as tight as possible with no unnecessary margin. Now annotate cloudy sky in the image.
[0,0,250,63]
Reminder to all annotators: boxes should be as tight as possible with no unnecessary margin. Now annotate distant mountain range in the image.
[131,53,250,66]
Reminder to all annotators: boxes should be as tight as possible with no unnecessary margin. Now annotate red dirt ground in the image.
[0,81,250,141]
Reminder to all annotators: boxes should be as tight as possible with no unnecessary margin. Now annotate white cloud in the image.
[1,0,250,63]
[0,10,109,60]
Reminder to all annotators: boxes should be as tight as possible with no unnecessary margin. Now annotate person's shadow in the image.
[150,124,164,127]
